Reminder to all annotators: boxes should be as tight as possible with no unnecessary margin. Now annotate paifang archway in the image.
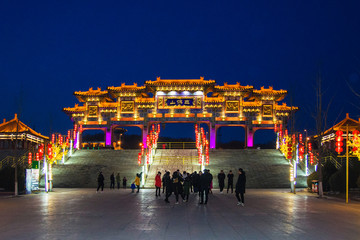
[63,77,298,149]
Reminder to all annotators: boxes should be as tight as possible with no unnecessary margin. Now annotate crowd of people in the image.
[96,168,246,206]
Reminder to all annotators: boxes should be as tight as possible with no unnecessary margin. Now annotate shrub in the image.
[322,160,338,192]
[329,170,345,193]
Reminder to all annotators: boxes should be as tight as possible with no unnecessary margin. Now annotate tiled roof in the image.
[214,82,253,91]
[0,115,48,139]
[108,83,146,92]
[146,77,215,85]
[74,87,108,96]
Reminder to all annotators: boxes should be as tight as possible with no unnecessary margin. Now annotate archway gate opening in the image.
[64,78,297,150]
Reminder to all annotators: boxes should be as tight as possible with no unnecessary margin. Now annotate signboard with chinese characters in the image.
[158,97,202,109]
[88,105,98,117]
[121,101,135,113]
[225,101,240,113]
[31,169,39,191]
[262,104,273,117]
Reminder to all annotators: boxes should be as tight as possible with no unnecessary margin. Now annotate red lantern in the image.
[28,152,32,165]
[138,153,142,165]
[52,134,55,144]
[335,131,344,154]
[47,144,53,159]
[36,152,39,161]
[310,152,314,165]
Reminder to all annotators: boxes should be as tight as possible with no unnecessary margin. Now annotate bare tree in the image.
[313,72,334,198]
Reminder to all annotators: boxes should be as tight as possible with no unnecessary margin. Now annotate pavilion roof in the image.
[249,86,287,101]
[243,101,262,107]
[214,82,253,91]
[323,113,360,135]
[136,97,155,103]
[145,77,215,86]
[74,87,110,102]
[0,114,49,140]
[108,83,146,92]
[274,103,299,111]
[63,104,86,113]
[99,102,118,108]
[205,96,224,103]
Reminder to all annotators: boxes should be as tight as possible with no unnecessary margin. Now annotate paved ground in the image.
[1,188,359,240]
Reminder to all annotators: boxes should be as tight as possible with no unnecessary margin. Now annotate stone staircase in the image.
[208,149,307,188]
[144,149,199,188]
[52,149,306,189]
[52,150,142,188]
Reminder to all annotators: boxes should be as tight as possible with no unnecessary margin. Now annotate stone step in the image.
[51,149,306,189]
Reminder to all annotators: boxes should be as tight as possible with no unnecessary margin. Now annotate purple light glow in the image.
[210,127,216,149]
[247,131,254,148]
[142,128,148,148]
[105,130,111,146]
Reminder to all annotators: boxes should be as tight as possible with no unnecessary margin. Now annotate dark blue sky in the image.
[1,1,360,143]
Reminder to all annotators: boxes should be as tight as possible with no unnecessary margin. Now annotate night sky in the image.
[1,1,360,144]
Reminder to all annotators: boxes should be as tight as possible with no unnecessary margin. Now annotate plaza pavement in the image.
[0,188,359,240]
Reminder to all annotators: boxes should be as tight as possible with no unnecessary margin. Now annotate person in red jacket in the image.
[155,171,162,197]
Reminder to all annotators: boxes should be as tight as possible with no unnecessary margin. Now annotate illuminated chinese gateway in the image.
[63,77,298,149]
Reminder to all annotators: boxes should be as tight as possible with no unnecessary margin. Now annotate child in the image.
[131,182,136,193]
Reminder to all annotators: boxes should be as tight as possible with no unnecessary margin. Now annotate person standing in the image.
[164,171,172,203]
[162,170,167,193]
[116,173,121,190]
[110,173,115,189]
[155,171,162,197]
[134,172,142,193]
[227,170,234,193]
[172,171,184,204]
[199,169,212,204]
[218,170,225,193]
[122,176,127,189]
[235,168,246,206]
[96,171,105,193]
[182,175,191,202]
[192,171,199,193]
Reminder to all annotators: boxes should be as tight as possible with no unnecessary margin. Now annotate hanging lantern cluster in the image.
[335,130,344,154]
[38,144,44,159]
[308,142,314,165]
[298,134,304,160]
[142,124,160,166]
[47,144,53,160]
[286,138,293,160]
[195,125,210,165]
[28,152,32,165]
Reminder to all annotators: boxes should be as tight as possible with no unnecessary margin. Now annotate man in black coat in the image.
[96,171,105,192]
[199,169,212,204]
[227,170,234,193]
[162,170,167,193]
[192,171,200,193]
[164,171,172,203]
[217,170,225,193]
[235,168,246,206]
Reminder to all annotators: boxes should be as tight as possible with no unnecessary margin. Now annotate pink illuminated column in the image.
[105,128,112,147]
[210,126,216,149]
[246,127,254,148]
[142,127,148,149]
